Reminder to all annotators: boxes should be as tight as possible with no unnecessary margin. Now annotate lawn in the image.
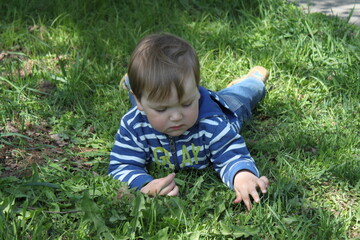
[0,0,359,239]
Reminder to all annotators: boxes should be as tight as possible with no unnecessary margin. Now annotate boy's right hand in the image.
[140,172,179,197]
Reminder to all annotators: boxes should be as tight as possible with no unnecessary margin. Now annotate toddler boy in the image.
[109,34,269,210]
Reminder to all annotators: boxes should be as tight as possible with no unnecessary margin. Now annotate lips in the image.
[170,125,183,130]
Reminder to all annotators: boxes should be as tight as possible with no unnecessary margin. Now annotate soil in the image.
[0,120,93,178]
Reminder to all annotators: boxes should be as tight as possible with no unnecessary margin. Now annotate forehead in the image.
[176,78,199,100]
[143,77,198,104]
[145,71,198,102]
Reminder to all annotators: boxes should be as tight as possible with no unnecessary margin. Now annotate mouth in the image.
[170,125,183,130]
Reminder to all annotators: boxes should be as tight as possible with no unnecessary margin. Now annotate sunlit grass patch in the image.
[1,0,359,239]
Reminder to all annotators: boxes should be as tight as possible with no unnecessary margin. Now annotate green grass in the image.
[1,0,359,239]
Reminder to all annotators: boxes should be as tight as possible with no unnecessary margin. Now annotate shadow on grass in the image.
[2,0,358,120]
[1,1,359,237]
[1,0,274,134]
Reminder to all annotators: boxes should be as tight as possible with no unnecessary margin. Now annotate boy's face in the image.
[135,75,200,137]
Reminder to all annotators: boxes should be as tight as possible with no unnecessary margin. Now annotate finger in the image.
[250,189,260,203]
[156,173,176,193]
[260,176,269,187]
[163,173,176,185]
[158,180,176,195]
[233,192,242,204]
[242,195,252,211]
[167,185,179,196]
[238,189,252,210]
[257,177,269,194]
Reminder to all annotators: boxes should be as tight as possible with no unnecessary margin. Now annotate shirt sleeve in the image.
[108,119,154,190]
[207,117,259,190]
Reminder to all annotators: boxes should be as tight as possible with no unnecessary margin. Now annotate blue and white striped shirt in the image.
[109,87,259,190]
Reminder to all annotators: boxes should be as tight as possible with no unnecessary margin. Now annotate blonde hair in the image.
[128,34,200,102]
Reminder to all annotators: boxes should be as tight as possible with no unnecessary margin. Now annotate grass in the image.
[0,0,359,239]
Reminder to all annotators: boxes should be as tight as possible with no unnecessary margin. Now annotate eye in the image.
[154,108,167,112]
[182,101,193,108]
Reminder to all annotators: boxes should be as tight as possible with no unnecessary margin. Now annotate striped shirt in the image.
[109,87,259,190]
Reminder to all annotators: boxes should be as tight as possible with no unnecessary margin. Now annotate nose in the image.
[169,110,183,122]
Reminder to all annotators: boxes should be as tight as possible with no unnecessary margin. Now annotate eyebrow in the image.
[180,95,197,104]
[177,89,200,103]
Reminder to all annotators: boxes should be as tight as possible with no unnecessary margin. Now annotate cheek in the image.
[185,105,199,122]
[147,113,167,130]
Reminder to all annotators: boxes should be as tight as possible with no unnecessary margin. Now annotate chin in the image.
[167,129,187,137]
[167,132,183,137]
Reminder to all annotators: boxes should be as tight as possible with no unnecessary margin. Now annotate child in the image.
[109,33,269,210]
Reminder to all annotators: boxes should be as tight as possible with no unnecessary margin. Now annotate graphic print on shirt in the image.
[152,143,201,169]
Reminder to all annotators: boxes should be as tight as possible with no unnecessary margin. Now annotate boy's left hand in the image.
[233,171,269,210]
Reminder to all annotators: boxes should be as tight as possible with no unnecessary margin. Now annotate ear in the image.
[132,91,144,111]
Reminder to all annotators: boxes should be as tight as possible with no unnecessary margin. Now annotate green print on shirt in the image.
[153,144,201,168]
[181,144,201,167]
[153,147,174,169]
